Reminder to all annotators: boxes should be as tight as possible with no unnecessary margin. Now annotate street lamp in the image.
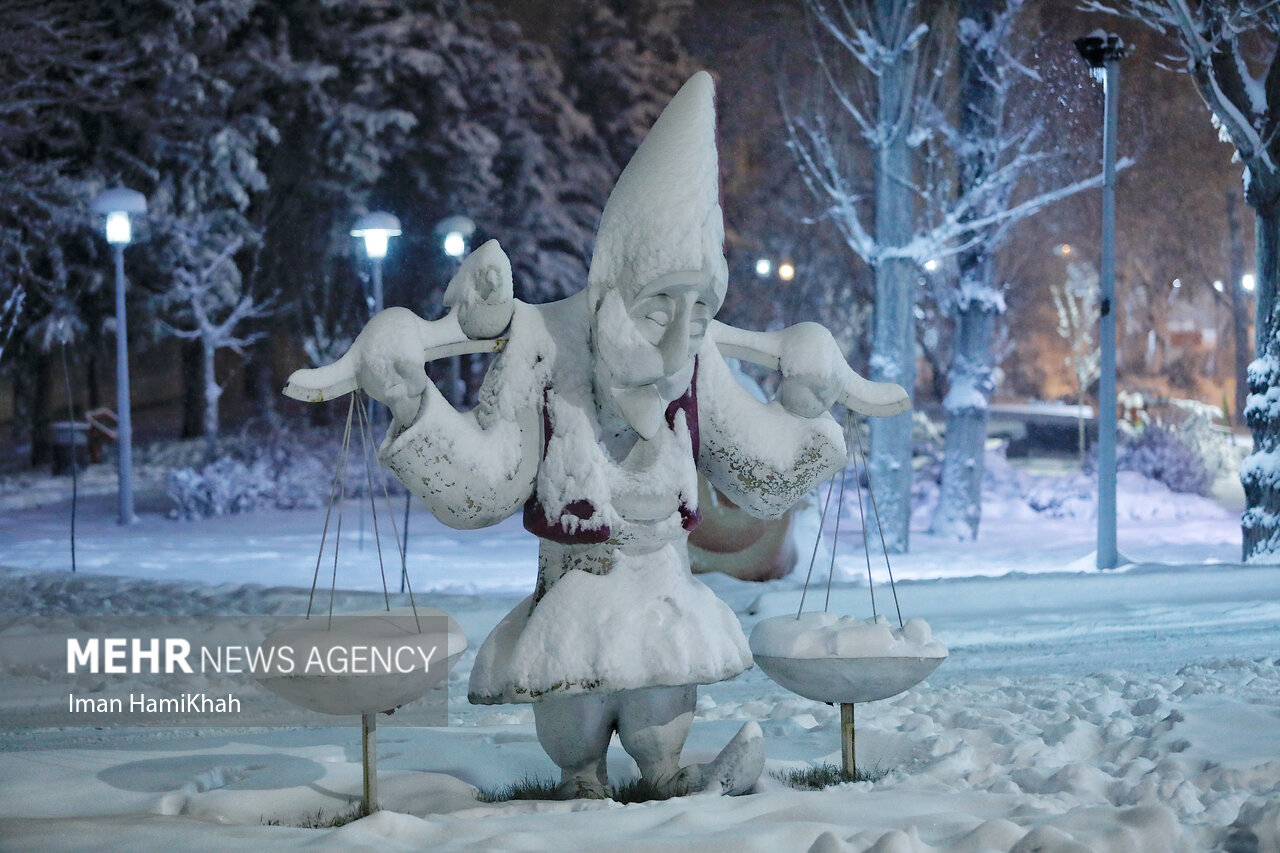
[755,258,773,277]
[777,262,796,282]
[433,215,476,411]
[1075,29,1128,570]
[90,187,146,525]
[351,211,401,316]
[434,215,475,261]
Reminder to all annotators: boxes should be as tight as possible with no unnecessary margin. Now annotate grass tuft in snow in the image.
[262,803,367,828]
[477,774,691,803]
[609,774,692,803]
[476,774,562,802]
[771,762,885,790]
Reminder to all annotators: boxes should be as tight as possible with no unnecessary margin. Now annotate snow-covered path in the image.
[0,468,1277,852]
[0,557,1277,852]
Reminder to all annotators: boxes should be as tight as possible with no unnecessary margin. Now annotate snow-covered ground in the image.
[0,458,1277,852]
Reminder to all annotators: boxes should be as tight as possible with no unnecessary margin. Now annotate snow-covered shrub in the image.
[1117,426,1213,496]
[1023,472,1096,518]
[166,457,275,519]
[1163,397,1243,476]
[164,418,402,519]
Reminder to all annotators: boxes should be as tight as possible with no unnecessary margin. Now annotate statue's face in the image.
[594,271,717,395]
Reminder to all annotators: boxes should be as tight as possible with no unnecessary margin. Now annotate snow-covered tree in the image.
[1080,0,1280,561]
[139,0,278,442]
[790,0,1107,546]
[928,0,1114,539]
[278,1,614,311]
[1052,263,1102,461]
[566,0,697,170]
[789,0,931,553]
[0,288,23,364]
[0,1,146,455]
[156,218,273,462]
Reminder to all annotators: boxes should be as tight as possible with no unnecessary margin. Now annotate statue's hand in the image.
[777,322,844,418]
[350,308,433,427]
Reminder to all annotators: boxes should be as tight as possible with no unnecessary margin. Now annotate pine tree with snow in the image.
[565,0,697,172]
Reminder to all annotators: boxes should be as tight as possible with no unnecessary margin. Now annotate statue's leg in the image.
[533,692,615,799]
[615,684,696,795]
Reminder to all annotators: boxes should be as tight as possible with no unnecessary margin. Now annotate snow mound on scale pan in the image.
[750,612,947,659]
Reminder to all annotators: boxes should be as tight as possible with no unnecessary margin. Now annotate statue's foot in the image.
[681,720,764,796]
[556,774,609,800]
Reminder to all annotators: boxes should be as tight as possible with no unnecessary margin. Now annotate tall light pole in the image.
[351,212,402,564]
[434,215,475,408]
[351,211,401,317]
[90,187,147,525]
[1075,31,1128,570]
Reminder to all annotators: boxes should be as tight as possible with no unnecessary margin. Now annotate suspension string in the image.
[355,397,392,612]
[328,399,357,631]
[797,471,838,620]
[308,394,355,620]
[854,424,903,628]
[369,408,421,632]
[851,420,877,621]
[824,436,850,613]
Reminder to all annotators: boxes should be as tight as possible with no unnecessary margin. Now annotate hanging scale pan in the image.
[255,393,467,717]
[749,421,946,707]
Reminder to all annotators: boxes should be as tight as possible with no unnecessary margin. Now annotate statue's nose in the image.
[659,296,695,374]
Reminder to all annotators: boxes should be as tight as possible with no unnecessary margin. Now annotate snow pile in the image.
[750,612,946,659]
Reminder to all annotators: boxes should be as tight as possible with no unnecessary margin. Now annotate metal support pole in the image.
[359,256,385,554]
[113,244,135,525]
[1097,56,1121,570]
[840,702,856,778]
[368,257,385,434]
[361,712,378,815]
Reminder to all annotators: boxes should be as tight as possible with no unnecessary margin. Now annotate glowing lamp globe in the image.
[434,214,476,260]
[90,188,147,246]
[351,211,402,260]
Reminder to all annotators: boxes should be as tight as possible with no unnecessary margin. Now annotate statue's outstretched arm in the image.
[697,321,909,519]
[282,241,535,528]
[708,320,909,418]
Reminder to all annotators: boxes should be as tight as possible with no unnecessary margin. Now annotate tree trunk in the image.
[931,0,1000,541]
[1228,191,1249,427]
[1242,204,1280,561]
[202,341,220,463]
[30,349,51,467]
[86,351,101,410]
[181,339,205,439]
[243,330,279,427]
[867,0,918,554]
[933,282,998,540]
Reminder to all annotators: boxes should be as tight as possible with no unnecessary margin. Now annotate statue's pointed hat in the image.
[587,71,728,310]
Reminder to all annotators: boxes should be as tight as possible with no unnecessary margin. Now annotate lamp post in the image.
[433,215,475,408]
[90,187,147,525]
[351,211,402,317]
[435,215,474,263]
[1075,30,1128,570]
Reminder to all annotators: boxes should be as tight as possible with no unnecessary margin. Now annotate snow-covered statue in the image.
[286,72,908,798]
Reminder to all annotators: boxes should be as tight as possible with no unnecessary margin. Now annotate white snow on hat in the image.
[587,71,729,312]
